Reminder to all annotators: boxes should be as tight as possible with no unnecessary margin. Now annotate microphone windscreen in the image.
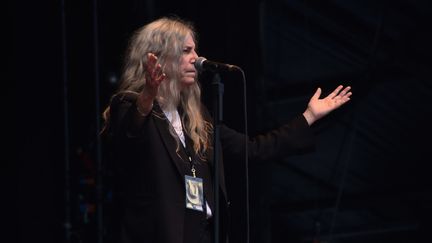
[194,57,207,72]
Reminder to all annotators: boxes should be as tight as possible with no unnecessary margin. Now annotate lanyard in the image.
[188,156,196,178]
[182,141,197,178]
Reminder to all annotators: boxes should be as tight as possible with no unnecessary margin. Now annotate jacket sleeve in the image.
[219,115,315,162]
[109,91,146,139]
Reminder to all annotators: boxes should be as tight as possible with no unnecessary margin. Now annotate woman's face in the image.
[179,33,198,87]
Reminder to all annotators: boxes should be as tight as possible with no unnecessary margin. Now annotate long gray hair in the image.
[103,17,212,158]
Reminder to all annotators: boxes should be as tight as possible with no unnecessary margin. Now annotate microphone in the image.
[194,57,239,72]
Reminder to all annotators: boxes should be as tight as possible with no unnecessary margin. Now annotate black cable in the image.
[237,67,249,243]
[91,0,103,242]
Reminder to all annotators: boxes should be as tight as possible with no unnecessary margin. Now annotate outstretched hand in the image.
[303,85,352,125]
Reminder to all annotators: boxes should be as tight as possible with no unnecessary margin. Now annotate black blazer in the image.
[104,92,315,243]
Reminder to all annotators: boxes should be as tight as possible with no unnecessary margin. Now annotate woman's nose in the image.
[192,50,198,60]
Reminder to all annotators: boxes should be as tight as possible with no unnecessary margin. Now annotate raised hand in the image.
[303,85,352,125]
[136,53,166,116]
[144,53,166,98]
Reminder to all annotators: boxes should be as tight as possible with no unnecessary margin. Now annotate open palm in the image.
[303,85,352,125]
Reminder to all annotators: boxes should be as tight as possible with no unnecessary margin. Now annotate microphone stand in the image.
[212,72,223,243]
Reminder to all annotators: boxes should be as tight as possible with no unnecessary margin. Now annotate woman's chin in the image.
[181,78,196,87]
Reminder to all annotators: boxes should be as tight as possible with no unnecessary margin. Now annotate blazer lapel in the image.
[152,102,189,176]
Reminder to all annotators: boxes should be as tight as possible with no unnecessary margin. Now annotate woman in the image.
[102,16,352,243]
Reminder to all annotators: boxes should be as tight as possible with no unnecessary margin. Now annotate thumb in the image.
[311,87,321,100]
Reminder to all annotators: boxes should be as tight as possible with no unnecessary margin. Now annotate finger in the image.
[155,73,166,83]
[338,92,352,104]
[148,52,158,62]
[343,91,352,100]
[153,64,165,80]
[155,63,163,73]
[338,86,351,97]
[330,85,344,99]
[147,62,160,78]
[146,53,158,70]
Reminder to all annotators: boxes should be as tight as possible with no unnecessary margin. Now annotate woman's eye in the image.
[183,47,194,53]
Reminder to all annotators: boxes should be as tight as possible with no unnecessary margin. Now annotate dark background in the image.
[14,0,432,243]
